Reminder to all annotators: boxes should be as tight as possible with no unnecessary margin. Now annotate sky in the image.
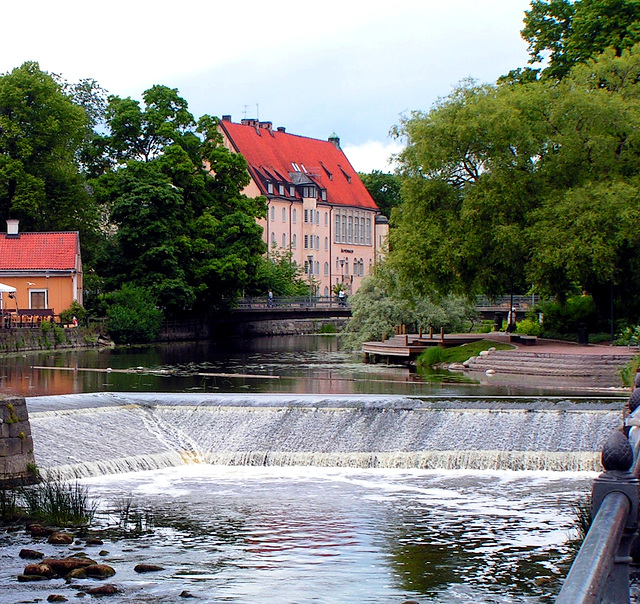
[1,0,533,172]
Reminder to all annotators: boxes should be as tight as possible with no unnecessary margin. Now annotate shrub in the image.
[59,301,87,325]
[105,284,163,345]
[515,318,542,336]
[538,296,597,335]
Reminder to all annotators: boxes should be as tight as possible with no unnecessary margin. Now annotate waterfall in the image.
[27,393,624,479]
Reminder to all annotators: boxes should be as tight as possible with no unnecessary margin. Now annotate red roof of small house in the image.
[0,232,80,271]
[219,120,379,211]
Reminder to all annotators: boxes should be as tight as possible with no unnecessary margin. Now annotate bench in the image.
[509,334,537,345]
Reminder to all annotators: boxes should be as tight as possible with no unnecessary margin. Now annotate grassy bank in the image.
[416,340,513,369]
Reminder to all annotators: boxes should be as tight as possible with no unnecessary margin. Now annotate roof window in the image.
[291,162,300,172]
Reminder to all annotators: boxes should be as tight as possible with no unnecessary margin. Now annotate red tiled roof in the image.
[219,121,379,211]
[0,232,79,271]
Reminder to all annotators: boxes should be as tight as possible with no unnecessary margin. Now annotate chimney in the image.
[6,219,19,238]
[328,132,340,149]
[259,121,273,131]
[277,126,286,133]
[222,115,232,122]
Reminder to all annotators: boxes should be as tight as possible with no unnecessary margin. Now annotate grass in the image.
[416,339,513,369]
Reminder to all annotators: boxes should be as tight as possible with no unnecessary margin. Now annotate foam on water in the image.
[26,392,623,478]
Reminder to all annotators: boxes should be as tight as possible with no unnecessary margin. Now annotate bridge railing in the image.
[237,295,349,310]
[556,388,640,603]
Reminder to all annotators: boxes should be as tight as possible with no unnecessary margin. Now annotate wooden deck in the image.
[362,333,492,363]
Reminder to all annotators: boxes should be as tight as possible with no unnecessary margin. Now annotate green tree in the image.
[343,264,475,350]
[248,250,309,296]
[0,62,98,236]
[91,86,266,317]
[359,170,403,218]
[105,284,163,344]
[522,0,640,79]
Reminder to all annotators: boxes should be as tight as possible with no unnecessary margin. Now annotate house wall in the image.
[0,275,79,315]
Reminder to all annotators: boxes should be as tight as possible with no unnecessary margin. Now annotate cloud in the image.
[342,140,404,174]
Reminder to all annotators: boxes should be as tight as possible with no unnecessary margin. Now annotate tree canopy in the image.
[391,45,640,321]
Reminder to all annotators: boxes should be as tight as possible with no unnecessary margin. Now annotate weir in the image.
[26,392,624,479]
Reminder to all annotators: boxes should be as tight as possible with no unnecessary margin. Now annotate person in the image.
[72,316,78,327]
[268,290,274,308]
[338,289,345,306]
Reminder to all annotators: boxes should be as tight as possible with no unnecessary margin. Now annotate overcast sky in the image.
[2,0,532,172]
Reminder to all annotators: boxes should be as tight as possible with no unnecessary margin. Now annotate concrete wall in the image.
[0,396,36,487]
[0,327,97,354]
[226,317,347,338]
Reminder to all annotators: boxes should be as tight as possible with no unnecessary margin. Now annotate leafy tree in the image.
[105,284,163,344]
[248,250,309,296]
[0,62,98,237]
[343,264,475,350]
[392,45,640,323]
[91,86,266,317]
[522,0,640,79]
[359,170,403,218]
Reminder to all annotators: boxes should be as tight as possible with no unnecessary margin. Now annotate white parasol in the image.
[0,282,16,312]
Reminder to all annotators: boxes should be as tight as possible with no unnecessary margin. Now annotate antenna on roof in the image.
[243,105,249,119]
[256,103,259,122]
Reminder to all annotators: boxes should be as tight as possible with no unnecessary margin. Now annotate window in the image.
[324,237,328,251]
[303,186,315,198]
[304,209,309,223]
[324,212,328,227]
[324,286,329,296]
[341,216,347,243]
[369,258,373,272]
[315,261,319,275]
[293,209,297,224]
[304,235,309,249]
[360,218,365,244]
[316,210,320,224]
[334,214,340,243]
[271,232,276,246]
[324,262,329,276]
[354,217,359,243]
[336,258,340,271]
[291,162,300,172]
[348,216,353,244]
[315,236,320,250]
[270,206,275,221]
[282,233,286,247]
[366,218,372,245]
[345,261,349,275]
[267,183,274,194]
[293,234,297,249]
[279,184,285,196]
[30,290,47,309]
[321,190,327,201]
[290,185,296,196]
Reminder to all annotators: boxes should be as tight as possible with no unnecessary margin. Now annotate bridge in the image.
[233,294,539,321]
[234,296,351,320]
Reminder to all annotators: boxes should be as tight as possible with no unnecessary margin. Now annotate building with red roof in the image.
[0,220,82,316]
[218,117,388,296]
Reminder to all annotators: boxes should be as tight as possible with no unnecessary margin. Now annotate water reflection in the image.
[0,336,480,397]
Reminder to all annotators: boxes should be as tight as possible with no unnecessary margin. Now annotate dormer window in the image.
[301,164,308,173]
[302,186,315,198]
[278,184,285,196]
[321,190,327,201]
[291,162,300,172]
[267,182,274,194]
[289,185,295,196]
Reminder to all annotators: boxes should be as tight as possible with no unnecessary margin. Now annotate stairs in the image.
[464,349,634,380]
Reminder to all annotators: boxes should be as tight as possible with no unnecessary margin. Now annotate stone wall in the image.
[0,327,96,354]
[0,396,37,487]
[226,318,347,338]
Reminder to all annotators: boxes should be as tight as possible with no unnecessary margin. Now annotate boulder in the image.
[17,573,49,582]
[42,556,96,577]
[23,563,55,578]
[84,564,116,579]
[48,532,74,545]
[65,568,87,581]
[28,523,54,537]
[85,538,104,546]
[19,548,44,559]
[47,595,68,602]
[134,563,164,573]
[86,584,119,596]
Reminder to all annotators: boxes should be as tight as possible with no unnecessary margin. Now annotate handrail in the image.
[555,390,640,603]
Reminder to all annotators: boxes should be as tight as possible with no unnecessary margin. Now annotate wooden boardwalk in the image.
[362,333,488,362]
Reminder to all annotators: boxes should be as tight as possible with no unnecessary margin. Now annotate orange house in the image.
[0,220,82,317]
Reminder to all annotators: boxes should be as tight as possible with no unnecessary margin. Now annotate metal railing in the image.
[556,389,640,603]
[236,295,350,310]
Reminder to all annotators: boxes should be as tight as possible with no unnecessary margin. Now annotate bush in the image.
[515,318,542,336]
[59,301,87,325]
[538,296,597,335]
[105,284,163,344]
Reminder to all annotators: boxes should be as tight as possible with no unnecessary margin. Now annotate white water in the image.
[26,393,623,477]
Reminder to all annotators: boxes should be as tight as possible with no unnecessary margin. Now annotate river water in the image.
[0,336,628,602]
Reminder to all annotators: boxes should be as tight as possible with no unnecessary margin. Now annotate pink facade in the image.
[219,118,388,296]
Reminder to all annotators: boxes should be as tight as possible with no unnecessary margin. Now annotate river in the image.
[0,335,627,602]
